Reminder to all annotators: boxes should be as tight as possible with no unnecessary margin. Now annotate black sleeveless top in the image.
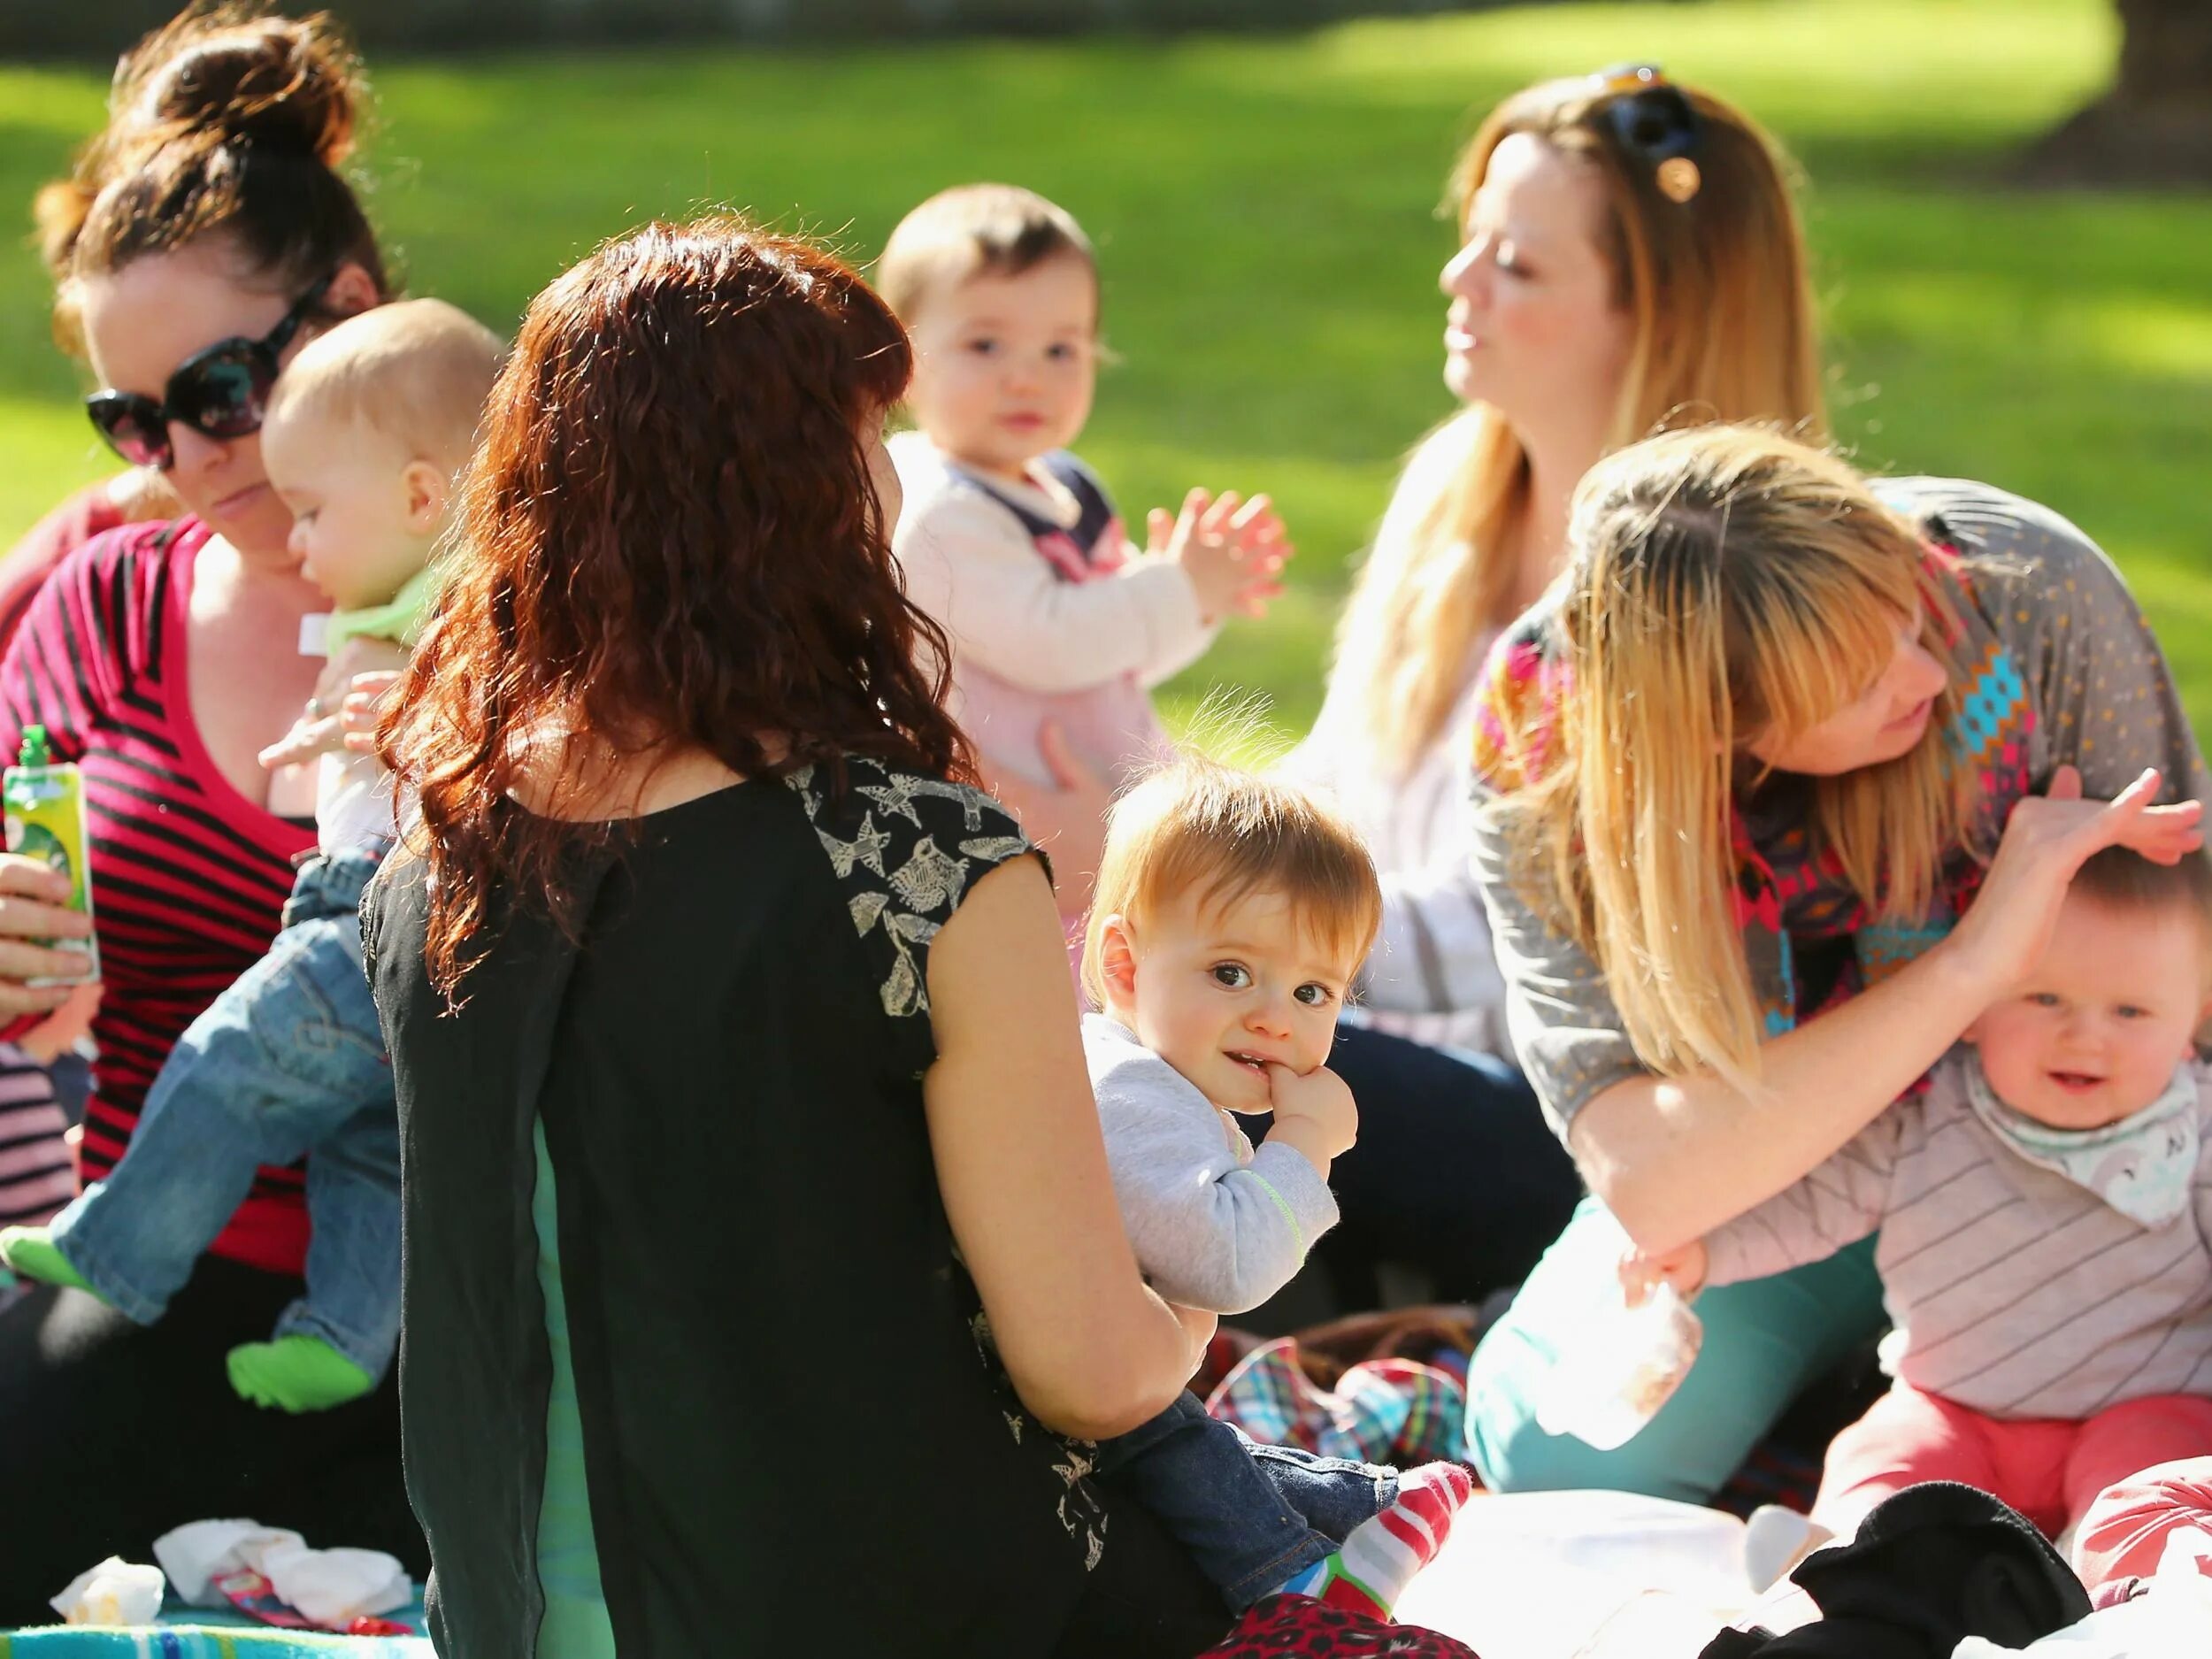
[365,758,1111,1657]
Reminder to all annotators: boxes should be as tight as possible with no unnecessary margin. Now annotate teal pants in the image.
[1465,1197,1886,1504]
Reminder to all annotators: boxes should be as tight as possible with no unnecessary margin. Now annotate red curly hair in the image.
[381,215,972,995]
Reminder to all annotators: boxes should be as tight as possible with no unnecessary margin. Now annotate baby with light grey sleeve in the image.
[1060,758,1482,1620]
[1083,1012,1339,1314]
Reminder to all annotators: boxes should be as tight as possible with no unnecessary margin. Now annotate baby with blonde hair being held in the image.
[2,299,503,1415]
[1078,756,1472,1617]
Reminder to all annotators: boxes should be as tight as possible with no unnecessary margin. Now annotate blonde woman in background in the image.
[1260,69,1828,1321]
[1465,425,2206,1501]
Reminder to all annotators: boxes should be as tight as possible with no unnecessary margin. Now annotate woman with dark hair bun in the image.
[369,216,1237,1657]
[1,3,392,641]
[0,4,420,1617]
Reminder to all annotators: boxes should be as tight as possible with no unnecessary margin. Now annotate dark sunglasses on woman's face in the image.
[83,273,334,472]
[1589,64,1705,204]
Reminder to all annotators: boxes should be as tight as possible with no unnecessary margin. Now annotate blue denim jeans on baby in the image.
[1095,1389,1396,1609]
[47,849,400,1378]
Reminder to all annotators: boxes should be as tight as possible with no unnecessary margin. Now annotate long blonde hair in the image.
[1502,426,1976,1088]
[1335,75,1827,775]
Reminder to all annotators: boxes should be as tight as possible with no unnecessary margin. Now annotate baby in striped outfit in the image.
[1633,844,2212,1589]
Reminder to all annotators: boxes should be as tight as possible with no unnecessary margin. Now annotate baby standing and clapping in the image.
[879,184,1291,813]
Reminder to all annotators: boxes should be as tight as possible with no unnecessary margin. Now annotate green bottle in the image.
[4,726,99,983]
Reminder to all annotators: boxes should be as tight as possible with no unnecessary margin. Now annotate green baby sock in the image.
[227,1334,376,1414]
[0,1226,97,1298]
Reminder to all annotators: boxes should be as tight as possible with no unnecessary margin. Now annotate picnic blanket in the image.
[2,1598,1471,1658]
[0,1630,428,1658]
[1200,1307,1828,1518]
[1208,1335,1466,1466]
[4,1586,428,1659]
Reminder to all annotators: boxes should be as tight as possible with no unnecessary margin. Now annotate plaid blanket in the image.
[1204,1317,1825,1518]
[1207,1335,1467,1466]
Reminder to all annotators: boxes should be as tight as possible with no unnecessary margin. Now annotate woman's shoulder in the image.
[1468,599,1569,797]
[45,514,206,597]
[783,755,1025,852]
[1879,475,2147,655]
[1386,410,1483,504]
[0,515,204,682]
[783,756,1038,1019]
[0,482,127,593]
[1875,476,2113,585]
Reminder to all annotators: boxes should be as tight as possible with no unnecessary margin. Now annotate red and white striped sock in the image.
[1280,1462,1474,1619]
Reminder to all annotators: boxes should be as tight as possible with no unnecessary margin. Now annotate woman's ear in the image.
[323,261,382,324]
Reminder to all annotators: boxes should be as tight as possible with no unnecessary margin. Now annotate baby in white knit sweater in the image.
[877,182,1290,795]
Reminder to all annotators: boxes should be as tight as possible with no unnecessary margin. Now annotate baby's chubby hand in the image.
[259,664,407,771]
[18,979,101,1065]
[1263,1060,1357,1169]
[1145,488,1294,624]
[1620,1238,1709,1308]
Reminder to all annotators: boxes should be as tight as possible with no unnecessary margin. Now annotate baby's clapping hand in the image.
[1620,1238,1709,1308]
[1263,1060,1357,1168]
[1147,488,1293,624]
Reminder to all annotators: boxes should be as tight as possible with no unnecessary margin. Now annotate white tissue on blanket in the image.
[262,1543,411,1625]
[152,1518,410,1624]
[153,1519,306,1607]
[50,1556,165,1625]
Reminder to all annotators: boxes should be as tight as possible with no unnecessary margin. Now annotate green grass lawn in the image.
[4,0,2208,739]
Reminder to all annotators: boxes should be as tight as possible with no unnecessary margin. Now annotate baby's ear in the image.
[400,459,450,534]
[1096,913,1140,1003]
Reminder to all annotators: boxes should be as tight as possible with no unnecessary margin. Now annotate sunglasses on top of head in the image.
[83,272,335,472]
[1587,64,1705,204]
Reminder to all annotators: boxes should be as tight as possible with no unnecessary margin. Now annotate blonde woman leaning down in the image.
[1463,425,2208,1503]
[1276,67,1823,1317]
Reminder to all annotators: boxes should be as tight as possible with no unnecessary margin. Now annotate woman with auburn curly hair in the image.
[366,218,1239,1657]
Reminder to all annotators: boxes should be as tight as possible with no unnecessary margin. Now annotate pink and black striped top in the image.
[0,518,314,1274]
[0,1042,72,1229]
